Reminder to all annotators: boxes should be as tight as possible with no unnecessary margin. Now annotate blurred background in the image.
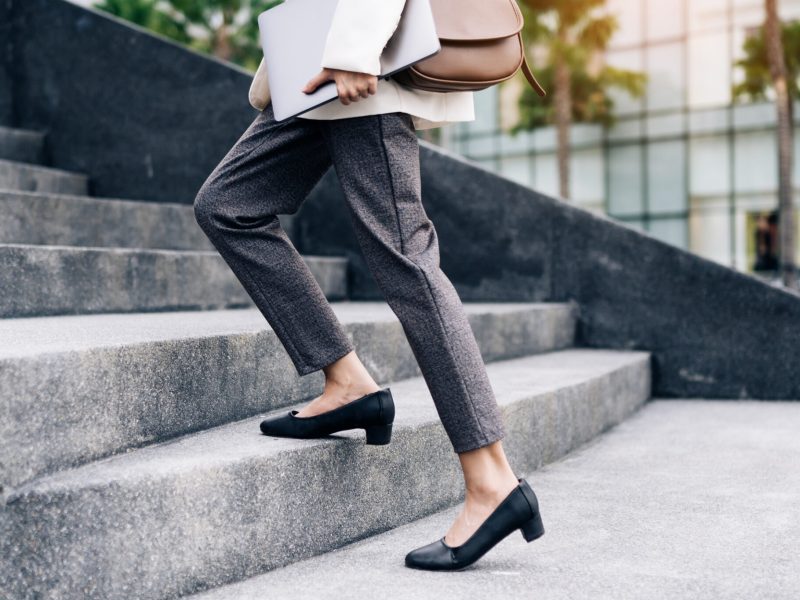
[68,0,800,283]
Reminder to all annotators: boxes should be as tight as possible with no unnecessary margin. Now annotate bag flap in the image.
[430,0,523,41]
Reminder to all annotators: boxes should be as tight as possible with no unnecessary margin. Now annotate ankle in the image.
[465,475,517,498]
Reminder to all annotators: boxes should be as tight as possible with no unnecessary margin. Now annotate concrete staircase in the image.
[0,125,347,318]
[0,123,653,599]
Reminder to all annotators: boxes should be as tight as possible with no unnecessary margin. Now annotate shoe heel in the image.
[365,423,392,445]
[520,511,545,542]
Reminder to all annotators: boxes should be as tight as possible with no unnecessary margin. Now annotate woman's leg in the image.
[193,105,378,411]
[319,111,519,545]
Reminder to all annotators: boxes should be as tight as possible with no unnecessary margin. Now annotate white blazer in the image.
[248,0,475,130]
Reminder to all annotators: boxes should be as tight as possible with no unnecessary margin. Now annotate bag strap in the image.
[521,53,547,97]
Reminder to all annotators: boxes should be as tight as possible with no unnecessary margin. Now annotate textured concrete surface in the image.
[194,399,800,600]
[0,302,577,490]
[0,5,12,126]
[2,348,650,600]
[0,189,215,250]
[0,158,87,194]
[5,0,257,203]
[0,126,45,164]
[0,242,347,317]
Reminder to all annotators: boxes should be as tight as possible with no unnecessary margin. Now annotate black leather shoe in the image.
[259,387,395,445]
[404,477,544,571]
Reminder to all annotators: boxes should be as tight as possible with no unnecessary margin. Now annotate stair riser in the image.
[0,305,577,491]
[0,160,87,195]
[1,358,650,600]
[0,245,347,317]
[0,128,45,165]
[0,191,214,250]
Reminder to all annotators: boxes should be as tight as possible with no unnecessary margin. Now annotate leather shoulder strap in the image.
[521,54,547,97]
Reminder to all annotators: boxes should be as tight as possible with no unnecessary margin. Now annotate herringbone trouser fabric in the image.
[193,103,505,453]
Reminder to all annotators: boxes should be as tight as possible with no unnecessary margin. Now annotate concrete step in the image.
[0,158,88,195]
[0,242,347,317]
[0,126,46,165]
[2,348,651,600]
[191,399,800,600]
[0,189,213,250]
[0,302,577,491]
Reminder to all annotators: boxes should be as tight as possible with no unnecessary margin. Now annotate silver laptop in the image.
[258,0,440,121]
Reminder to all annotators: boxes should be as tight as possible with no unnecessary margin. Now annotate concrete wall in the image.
[5,0,798,400]
[6,0,258,202]
[298,143,800,401]
[0,0,13,125]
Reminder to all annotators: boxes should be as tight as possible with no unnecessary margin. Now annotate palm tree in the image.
[514,0,645,201]
[733,10,799,289]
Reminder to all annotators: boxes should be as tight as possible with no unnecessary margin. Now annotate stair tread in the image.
[0,240,345,258]
[0,125,44,136]
[0,186,187,207]
[191,399,799,600]
[0,301,565,359]
[0,157,87,179]
[0,127,46,165]
[9,347,649,497]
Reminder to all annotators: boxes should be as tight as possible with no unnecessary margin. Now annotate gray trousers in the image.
[193,103,506,453]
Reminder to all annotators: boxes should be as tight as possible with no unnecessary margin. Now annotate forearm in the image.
[320,0,407,75]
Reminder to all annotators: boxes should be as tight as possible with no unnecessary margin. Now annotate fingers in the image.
[302,69,332,94]
[335,73,378,105]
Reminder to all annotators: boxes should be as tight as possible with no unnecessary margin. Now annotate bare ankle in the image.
[322,352,378,392]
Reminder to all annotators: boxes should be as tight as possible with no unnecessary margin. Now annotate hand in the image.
[303,67,378,105]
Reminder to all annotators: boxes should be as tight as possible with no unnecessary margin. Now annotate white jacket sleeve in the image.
[320,0,407,75]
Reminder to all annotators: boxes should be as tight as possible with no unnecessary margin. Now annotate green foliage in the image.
[93,0,284,71]
[512,0,646,133]
[732,20,800,103]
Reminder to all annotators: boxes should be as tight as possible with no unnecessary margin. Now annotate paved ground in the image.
[196,399,800,600]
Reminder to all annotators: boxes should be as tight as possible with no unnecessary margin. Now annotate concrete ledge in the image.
[0,126,45,164]
[0,158,87,194]
[6,0,258,203]
[0,302,577,490]
[0,243,347,317]
[297,139,800,400]
[2,348,651,600]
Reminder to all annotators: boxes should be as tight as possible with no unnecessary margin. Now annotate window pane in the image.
[689,198,732,264]
[648,140,687,214]
[648,217,688,248]
[688,31,731,107]
[689,107,730,134]
[646,112,685,137]
[795,127,800,185]
[499,155,532,187]
[606,48,644,115]
[569,147,605,206]
[734,130,777,193]
[606,0,644,47]
[646,0,685,41]
[646,42,685,111]
[609,144,644,216]
[689,135,731,196]
[466,135,495,158]
[689,0,729,33]
[532,153,559,198]
[472,87,497,134]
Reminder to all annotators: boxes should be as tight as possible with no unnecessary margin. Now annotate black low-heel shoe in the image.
[259,387,395,445]
[404,477,544,571]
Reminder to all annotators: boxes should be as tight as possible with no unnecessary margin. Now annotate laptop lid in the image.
[258,0,440,121]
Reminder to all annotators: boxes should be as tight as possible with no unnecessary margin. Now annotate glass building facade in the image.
[439,0,800,274]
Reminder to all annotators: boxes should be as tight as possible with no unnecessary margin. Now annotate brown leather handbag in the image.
[391,0,546,96]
